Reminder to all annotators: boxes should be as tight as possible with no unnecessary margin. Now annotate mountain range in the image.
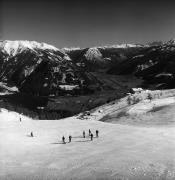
[63,39,175,89]
[0,40,100,96]
[0,40,175,119]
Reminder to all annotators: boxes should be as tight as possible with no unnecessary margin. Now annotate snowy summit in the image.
[0,40,59,56]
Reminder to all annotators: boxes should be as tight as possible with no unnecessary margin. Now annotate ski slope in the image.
[1,104,175,180]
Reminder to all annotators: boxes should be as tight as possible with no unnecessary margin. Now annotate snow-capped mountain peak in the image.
[166,39,175,45]
[0,40,59,56]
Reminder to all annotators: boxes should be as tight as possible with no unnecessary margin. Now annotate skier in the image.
[62,136,65,144]
[69,135,72,143]
[89,129,91,136]
[96,130,99,137]
[83,131,85,138]
[31,132,33,137]
[20,117,22,122]
[90,133,93,141]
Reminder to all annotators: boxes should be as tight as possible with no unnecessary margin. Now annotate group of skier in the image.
[62,135,72,144]
[21,115,99,144]
[62,129,99,144]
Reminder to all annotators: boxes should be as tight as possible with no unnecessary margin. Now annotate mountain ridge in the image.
[1,39,175,95]
[0,40,60,56]
[1,39,175,119]
[0,40,101,96]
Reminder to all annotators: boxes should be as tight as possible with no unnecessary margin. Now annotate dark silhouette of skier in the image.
[96,130,99,137]
[62,136,65,144]
[20,117,22,122]
[83,131,85,138]
[89,129,91,136]
[31,132,33,137]
[69,135,72,143]
[90,133,93,141]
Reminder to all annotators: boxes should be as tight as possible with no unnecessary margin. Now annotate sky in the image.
[1,0,175,48]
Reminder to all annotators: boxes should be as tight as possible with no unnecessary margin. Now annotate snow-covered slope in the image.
[0,40,59,56]
[1,93,175,179]
[84,47,103,61]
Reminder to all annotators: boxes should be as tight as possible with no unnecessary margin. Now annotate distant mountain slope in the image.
[63,44,148,72]
[1,40,175,96]
[0,40,59,56]
[0,41,100,96]
[63,40,175,89]
[2,40,175,119]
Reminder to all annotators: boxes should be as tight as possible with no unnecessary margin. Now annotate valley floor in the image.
[1,105,175,180]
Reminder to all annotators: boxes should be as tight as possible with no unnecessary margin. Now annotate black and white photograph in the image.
[1,0,175,179]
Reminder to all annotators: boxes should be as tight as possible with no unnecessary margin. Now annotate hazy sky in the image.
[1,0,175,48]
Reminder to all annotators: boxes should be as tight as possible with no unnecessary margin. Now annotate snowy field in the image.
[1,101,175,180]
